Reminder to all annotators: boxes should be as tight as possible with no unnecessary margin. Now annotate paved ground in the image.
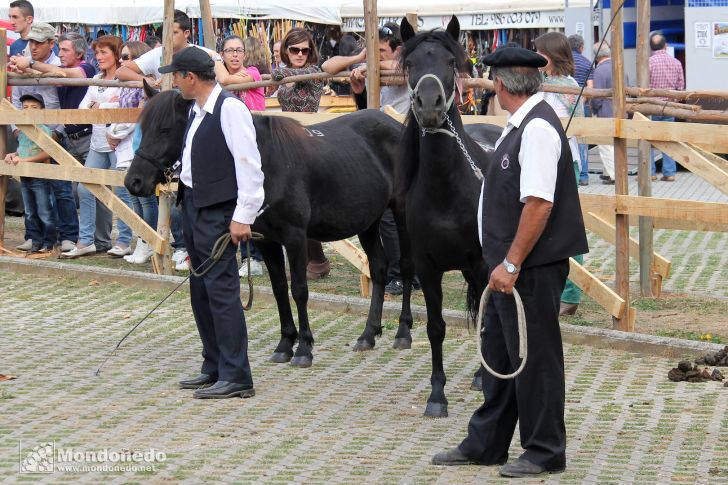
[1,269,727,484]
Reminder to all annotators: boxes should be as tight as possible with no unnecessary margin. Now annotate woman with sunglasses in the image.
[62,35,134,259]
[272,28,330,279]
[107,41,159,264]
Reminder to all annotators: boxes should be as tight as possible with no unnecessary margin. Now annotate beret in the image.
[483,47,547,68]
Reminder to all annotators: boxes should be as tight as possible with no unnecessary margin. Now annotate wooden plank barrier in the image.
[0,99,166,258]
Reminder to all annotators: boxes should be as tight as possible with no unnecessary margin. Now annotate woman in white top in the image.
[62,35,134,259]
[534,31,586,316]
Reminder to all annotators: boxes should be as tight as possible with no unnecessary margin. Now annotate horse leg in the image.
[462,267,487,392]
[392,204,414,350]
[352,221,387,351]
[287,237,315,368]
[419,267,448,418]
[258,240,298,363]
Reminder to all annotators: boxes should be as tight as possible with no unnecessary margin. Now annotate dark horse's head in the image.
[124,81,193,196]
[400,16,470,129]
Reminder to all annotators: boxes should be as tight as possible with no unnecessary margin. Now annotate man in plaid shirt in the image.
[649,32,684,181]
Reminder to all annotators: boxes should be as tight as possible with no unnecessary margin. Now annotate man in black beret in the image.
[161,47,265,399]
[432,47,588,477]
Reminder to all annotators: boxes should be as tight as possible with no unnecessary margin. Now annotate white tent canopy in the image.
[0,1,594,28]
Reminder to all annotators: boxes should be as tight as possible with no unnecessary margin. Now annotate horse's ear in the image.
[143,78,159,99]
[446,15,460,42]
[400,17,415,43]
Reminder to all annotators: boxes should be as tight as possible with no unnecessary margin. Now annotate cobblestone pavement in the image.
[1,270,727,484]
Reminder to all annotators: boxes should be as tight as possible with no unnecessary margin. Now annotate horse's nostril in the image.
[436,94,443,106]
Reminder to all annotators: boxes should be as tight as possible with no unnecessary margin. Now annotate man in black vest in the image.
[159,48,265,399]
[432,48,588,477]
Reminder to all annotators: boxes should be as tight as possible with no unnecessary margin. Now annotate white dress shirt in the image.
[478,92,561,245]
[180,83,265,225]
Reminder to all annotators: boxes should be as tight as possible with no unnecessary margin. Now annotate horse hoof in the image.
[269,352,293,363]
[470,375,483,391]
[290,356,313,368]
[353,339,374,352]
[392,338,412,350]
[424,402,448,418]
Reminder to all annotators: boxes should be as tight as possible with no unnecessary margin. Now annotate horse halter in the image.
[407,71,458,137]
[135,150,181,185]
[407,70,484,181]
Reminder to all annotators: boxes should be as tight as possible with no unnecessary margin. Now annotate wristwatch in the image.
[29,58,35,67]
[502,258,520,274]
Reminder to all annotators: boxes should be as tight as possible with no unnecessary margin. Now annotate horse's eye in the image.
[449,59,456,68]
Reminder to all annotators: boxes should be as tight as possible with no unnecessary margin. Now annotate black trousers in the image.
[182,188,253,386]
[459,260,569,469]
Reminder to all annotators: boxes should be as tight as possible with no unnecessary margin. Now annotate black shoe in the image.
[193,381,255,399]
[601,177,615,185]
[599,174,610,180]
[431,447,474,466]
[385,279,403,296]
[499,457,565,478]
[95,244,112,253]
[179,373,216,389]
[30,242,51,253]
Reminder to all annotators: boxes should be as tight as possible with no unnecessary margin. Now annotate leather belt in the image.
[66,128,92,140]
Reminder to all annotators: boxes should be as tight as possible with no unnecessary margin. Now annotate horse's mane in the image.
[396,29,471,201]
[139,90,182,134]
[253,115,315,168]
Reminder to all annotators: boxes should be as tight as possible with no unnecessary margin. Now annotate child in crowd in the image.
[4,93,56,253]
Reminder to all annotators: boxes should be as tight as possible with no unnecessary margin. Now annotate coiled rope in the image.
[476,287,528,379]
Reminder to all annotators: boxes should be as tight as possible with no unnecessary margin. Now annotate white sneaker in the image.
[175,255,190,271]
[123,239,153,264]
[239,258,264,277]
[59,244,96,259]
[172,249,188,264]
[107,245,132,257]
[16,239,32,251]
[60,240,76,252]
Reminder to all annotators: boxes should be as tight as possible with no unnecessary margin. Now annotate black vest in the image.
[481,100,589,270]
[183,89,240,208]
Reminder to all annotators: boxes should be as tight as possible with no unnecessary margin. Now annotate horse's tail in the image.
[466,281,480,330]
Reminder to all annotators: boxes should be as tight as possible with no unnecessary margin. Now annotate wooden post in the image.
[160,0,176,92]
[153,0,176,274]
[0,28,7,247]
[610,0,632,331]
[198,0,217,50]
[636,0,654,297]
[405,13,418,33]
[363,0,380,109]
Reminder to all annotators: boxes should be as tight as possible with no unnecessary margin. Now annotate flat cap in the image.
[483,47,547,68]
[27,22,56,43]
[158,46,214,74]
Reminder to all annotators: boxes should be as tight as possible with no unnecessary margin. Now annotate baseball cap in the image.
[19,93,45,108]
[26,22,56,43]
[158,47,214,74]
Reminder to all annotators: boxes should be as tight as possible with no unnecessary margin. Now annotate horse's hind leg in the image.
[462,267,487,392]
[392,204,413,350]
[419,267,449,418]
[353,221,387,351]
[258,240,298,363]
[288,236,314,368]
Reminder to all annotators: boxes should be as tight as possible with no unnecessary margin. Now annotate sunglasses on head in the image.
[121,53,130,61]
[287,46,310,56]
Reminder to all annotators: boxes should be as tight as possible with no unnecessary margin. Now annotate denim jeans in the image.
[131,195,159,230]
[21,177,56,247]
[78,150,133,246]
[240,241,262,261]
[651,115,677,177]
[578,143,589,182]
[49,178,79,243]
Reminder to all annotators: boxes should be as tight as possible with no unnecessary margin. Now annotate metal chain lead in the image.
[445,113,483,181]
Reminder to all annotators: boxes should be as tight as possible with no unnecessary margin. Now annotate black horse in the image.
[125,84,416,367]
[396,16,501,417]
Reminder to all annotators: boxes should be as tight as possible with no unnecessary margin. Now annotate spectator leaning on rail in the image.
[567,34,593,186]
[272,28,331,280]
[13,31,100,253]
[115,9,225,271]
[648,31,684,182]
[8,22,67,252]
[4,93,55,253]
